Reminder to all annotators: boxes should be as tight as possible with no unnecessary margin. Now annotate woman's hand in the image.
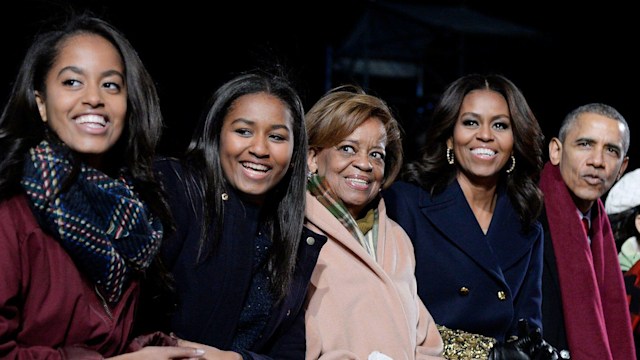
[176,339,242,360]
[107,345,206,359]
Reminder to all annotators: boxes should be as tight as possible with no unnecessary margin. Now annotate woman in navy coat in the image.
[384,74,545,344]
[139,71,326,359]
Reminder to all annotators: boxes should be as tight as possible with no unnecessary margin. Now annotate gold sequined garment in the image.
[436,325,497,360]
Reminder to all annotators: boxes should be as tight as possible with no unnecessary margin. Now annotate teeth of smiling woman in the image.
[471,148,496,156]
[348,178,368,185]
[243,162,269,172]
[75,115,106,126]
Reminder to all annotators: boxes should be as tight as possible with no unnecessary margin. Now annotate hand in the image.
[176,338,242,360]
[516,319,571,360]
[487,338,531,360]
[525,327,570,360]
[106,346,206,360]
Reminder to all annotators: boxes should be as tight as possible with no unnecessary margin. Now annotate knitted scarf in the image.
[539,162,634,359]
[307,174,378,260]
[20,140,163,305]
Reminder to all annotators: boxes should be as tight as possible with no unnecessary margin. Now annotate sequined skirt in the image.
[436,324,497,360]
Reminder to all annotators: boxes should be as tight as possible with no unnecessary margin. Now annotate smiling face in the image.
[447,89,514,185]
[549,113,628,213]
[35,33,127,169]
[309,117,387,218]
[219,92,294,205]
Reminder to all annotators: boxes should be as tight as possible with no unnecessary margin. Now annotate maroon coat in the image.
[0,195,139,359]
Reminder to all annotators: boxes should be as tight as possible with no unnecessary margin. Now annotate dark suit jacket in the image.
[539,207,569,351]
[150,158,326,360]
[384,180,543,342]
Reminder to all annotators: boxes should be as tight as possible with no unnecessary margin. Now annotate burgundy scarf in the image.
[540,162,634,359]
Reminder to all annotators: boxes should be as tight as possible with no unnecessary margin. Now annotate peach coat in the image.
[304,192,444,360]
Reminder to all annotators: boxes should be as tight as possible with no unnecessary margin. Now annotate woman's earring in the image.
[506,155,516,174]
[446,147,455,165]
[307,170,316,180]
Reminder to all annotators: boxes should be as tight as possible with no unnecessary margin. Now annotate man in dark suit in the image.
[539,103,633,359]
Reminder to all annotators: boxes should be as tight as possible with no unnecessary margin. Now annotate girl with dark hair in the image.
[149,70,326,359]
[0,13,204,359]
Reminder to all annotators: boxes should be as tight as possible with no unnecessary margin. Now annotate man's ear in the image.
[617,157,629,181]
[548,138,562,165]
[34,91,47,122]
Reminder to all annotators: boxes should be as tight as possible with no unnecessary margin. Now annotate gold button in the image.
[306,236,315,245]
[458,287,469,296]
[497,291,506,300]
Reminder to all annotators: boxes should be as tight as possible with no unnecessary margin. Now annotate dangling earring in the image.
[506,155,516,174]
[446,147,455,165]
[307,170,316,180]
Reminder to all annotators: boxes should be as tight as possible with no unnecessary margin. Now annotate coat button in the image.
[306,236,315,245]
[458,287,469,296]
[497,291,506,300]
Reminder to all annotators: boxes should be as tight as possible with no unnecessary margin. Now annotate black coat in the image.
[539,207,570,352]
[149,158,326,360]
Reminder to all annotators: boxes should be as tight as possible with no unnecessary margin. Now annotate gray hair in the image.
[558,103,630,154]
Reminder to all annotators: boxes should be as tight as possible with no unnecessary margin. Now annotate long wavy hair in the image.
[181,70,308,301]
[402,74,544,230]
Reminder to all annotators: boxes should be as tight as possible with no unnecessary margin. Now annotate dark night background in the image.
[2,0,637,173]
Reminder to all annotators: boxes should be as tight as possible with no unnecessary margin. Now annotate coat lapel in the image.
[419,180,532,279]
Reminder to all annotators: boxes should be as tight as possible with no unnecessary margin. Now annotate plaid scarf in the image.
[307,174,378,260]
[20,140,163,305]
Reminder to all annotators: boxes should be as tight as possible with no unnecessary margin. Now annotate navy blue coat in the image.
[383,180,543,342]
[153,158,326,359]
